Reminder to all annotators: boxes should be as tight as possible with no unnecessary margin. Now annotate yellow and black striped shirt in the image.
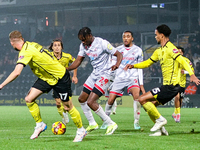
[51,52,75,68]
[134,41,194,86]
[17,41,66,85]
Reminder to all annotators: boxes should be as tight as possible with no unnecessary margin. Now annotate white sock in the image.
[36,121,44,128]
[80,101,97,126]
[105,102,112,116]
[134,100,141,124]
[156,116,165,122]
[77,126,85,132]
[112,100,117,113]
[95,105,114,125]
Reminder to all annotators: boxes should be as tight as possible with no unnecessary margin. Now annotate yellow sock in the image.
[26,102,42,123]
[147,112,156,123]
[68,106,83,128]
[57,103,64,118]
[143,102,161,120]
[175,107,180,114]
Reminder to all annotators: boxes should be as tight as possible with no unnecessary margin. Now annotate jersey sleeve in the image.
[150,49,159,62]
[77,44,86,57]
[102,39,117,55]
[168,48,181,60]
[16,47,32,66]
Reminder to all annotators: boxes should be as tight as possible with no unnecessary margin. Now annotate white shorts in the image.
[83,71,115,95]
[110,78,140,96]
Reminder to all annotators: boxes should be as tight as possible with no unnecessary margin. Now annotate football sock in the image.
[147,112,156,123]
[174,107,180,114]
[95,105,114,125]
[57,103,64,118]
[80,101,96,126]
[105,102,112,116]
[68,106,83,128]
[26,102,42,123]
[143,102,161,120]
[112,100,117,113]
[134,100,141,124]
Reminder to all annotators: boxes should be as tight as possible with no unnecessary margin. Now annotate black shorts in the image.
[179,87,185,99]
[150,84,181,105]
[33,71,72,102]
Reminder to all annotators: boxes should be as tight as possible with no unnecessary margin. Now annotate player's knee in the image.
[138,96,146,105]
[24,96,32,103]
[87,99,93,107]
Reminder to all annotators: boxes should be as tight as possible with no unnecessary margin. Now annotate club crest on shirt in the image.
[18,55,24,60]
[107,44,113,50]
[173,49,179,53]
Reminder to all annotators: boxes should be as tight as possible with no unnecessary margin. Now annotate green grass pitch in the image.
[0,106,199,150]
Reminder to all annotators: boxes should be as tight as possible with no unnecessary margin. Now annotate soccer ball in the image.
[52,121,66,135]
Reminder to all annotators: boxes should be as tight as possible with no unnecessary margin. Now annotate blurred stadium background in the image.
[0,0,200,107]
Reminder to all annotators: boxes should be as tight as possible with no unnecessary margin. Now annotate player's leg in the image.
[129,87,141,130]
[87,92,118,135]
[101,93,117,129]
[79,90,98,132]
[148,101,168,136]
[53,90,69,124]
[112,100,117,115]
[138,91,167,132]
[25,87,47,139]
[172,93,181,122]
[55,71,86,142]
[105,93,117,116]
[62,99,87,142]
[56,98,69,124]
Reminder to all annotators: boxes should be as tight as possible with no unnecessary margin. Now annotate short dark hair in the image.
[156,24,171,37]
[176,46,185,54]
[123,30,133,37]
[49,39,63,50]
[78,27,92,38]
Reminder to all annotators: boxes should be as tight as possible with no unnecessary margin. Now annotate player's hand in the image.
[0,84,3,90]
[124,64,134,71]
[111,65,119,71]
[72,77,78,84]
[190,74,200,85]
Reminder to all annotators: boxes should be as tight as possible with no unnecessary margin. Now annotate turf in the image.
[0,106,199,150]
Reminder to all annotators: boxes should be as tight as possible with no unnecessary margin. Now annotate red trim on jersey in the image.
[83,83,93,91]
[110,91,123,97]
[94,84,105,94]
[127,85,140,93]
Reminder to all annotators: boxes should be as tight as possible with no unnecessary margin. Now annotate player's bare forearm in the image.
[68,56,84,71]
[112,50,123,71]
[0,64,23,89]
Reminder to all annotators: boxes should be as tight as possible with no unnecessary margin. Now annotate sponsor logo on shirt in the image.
[18,55,24,60]
[173,49,179,53]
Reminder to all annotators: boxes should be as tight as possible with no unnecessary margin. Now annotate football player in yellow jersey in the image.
[172,46,194,123]
[0,30,87,142]
[124,24,200,136]
[49,39,78,125]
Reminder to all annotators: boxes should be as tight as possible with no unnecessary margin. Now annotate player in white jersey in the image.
[68,27,123,135]
[101,31,146,130]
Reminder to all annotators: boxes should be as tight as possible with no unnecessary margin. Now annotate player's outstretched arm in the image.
[68,56,84,71]
[0,64,24,90]
[124,58,154,71]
